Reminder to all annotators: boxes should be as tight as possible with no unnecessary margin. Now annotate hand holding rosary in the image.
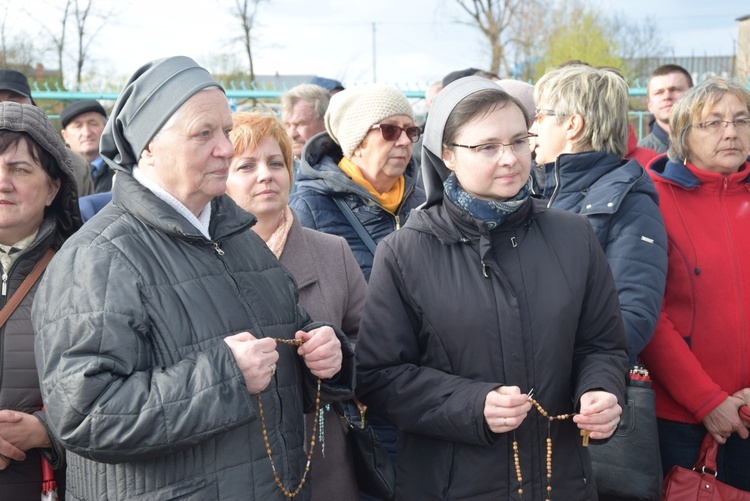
[512,388,589,500]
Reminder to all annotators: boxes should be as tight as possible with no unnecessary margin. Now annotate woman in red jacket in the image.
[641,77,750,491]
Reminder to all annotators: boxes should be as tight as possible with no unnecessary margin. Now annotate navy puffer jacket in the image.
[289,132,425,281]
[541,151,668,364]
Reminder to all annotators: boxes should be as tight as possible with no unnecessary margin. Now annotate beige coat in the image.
[280,211,367,501]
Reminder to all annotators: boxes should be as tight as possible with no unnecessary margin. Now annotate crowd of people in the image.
[0,55,747,501]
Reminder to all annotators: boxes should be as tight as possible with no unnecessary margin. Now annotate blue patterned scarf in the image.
[443,173,531,229]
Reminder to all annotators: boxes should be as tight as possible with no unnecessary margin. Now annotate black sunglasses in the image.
[370,123,422,143]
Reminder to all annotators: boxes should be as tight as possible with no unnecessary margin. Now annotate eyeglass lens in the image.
[378,124,421,143]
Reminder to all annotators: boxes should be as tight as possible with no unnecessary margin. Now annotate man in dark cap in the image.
[0,69,95,195]
[60,99,112,193]
[33,55,354,500]
[0,69,36,103]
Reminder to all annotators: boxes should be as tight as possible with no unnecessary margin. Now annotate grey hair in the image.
[668,77,750,162]
[281,84,330,121]
[534,64,629,158]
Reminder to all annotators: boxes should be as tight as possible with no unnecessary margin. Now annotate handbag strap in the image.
[333,197,378,255]
[0,248,55,328]
[695,433,719,473]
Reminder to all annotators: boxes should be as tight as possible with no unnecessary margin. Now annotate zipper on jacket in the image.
[481,261,489,278]
[213,242,225,256]
[511,236,518,248]
[394,214,401,230]
[546,158,562,207]
[1,273,6,296]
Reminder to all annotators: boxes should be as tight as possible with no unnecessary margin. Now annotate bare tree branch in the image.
[450,0,549,76]
[231,0,266,82]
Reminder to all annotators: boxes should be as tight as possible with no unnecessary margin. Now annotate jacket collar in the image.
[113,173,255,242]
[651,121,670,147]
[650,154,750,189]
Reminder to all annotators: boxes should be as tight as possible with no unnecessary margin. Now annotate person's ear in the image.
[45,177,61,206]
[139,140,157,168]
[566,114,585,141]
[442,146,456,172]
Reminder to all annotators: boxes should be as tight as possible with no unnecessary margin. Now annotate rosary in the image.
[257,338,322,498]
[512,389,590,501]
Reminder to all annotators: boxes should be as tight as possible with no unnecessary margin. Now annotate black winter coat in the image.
[33,174,355,501]
[289,132,424,280]
[356,197,628,500]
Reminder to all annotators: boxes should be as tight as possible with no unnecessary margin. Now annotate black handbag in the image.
[588,366,662,501]
[335,401,396,501]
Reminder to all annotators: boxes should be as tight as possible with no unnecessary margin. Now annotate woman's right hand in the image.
[703,395,749,444]
[224,332,279,394]
[483,386,533,433]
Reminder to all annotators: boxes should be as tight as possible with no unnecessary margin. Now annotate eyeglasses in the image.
[370,123,422,143]
[534,108,567,122]
[694,118,750,132]
[449,134,537,159]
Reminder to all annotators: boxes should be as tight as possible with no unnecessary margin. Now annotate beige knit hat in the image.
[325,84,414,158]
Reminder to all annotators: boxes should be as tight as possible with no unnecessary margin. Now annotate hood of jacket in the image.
[543,150,659,215]
[649,153,750,189]
[296,131,421,203]
[0,102,81,241]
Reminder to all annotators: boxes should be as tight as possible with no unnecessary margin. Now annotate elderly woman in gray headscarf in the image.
[32,56,354,501]
[355,77,627,499]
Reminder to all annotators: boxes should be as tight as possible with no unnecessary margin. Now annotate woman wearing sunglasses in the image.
[355,76,627,499]
[289,84,425,281]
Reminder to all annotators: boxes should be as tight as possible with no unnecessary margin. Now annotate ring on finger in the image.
[610,419,617,430]
[270,364,276,375]
[502,417,508,427]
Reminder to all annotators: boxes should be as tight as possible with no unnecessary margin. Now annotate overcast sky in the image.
[17,0,750,86]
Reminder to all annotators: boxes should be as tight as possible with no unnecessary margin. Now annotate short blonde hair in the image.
[229,111,294,183]
[534,65,628,158]
[668,77,750,162]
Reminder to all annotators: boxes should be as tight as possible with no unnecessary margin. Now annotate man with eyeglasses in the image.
[639,64,694,154]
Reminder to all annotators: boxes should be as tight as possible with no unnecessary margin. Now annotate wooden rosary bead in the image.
[259,337,319,498]
[513,392,579,500]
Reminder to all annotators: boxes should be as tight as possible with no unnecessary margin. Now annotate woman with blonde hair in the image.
[533,64,668,366]
[226,111,366,500]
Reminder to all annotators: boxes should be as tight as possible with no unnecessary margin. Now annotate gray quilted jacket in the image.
[33,173,354,501]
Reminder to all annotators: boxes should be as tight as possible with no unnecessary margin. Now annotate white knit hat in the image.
[325,84,414,158]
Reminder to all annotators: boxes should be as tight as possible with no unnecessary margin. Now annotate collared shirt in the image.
[91,156,105,176]
[0,230,38,275]
[132,167,212,240]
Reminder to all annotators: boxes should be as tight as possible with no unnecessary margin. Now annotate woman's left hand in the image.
[296,326,342,379]
[573,391,622,440]
[0,410,50,456]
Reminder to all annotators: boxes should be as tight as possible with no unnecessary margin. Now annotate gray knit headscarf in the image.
[421,76,509,207]
[100,56,223,173]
